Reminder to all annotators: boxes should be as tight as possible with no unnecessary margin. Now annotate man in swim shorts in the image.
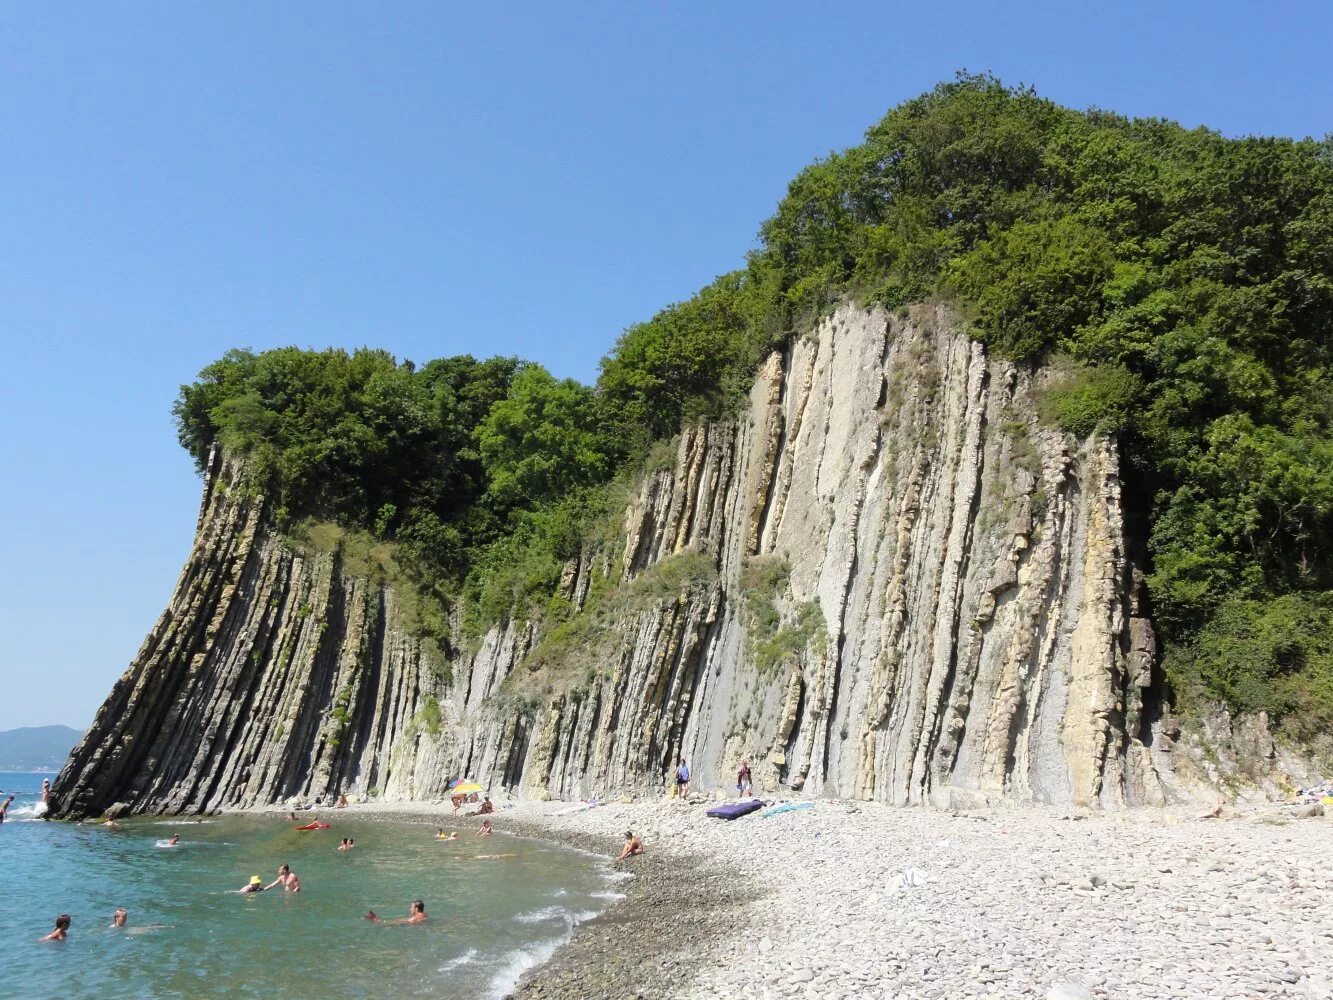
[265,864,301,892]
[737,759,753,797]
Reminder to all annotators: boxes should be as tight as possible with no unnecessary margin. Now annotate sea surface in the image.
[0,773,620,999]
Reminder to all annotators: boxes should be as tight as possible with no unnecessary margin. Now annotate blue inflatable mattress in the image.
[706,799,764,820]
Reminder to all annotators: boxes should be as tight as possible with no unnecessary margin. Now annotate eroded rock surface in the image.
[55,304,1198,818]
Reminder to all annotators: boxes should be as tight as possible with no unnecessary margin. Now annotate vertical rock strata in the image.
[54,304,1180,818]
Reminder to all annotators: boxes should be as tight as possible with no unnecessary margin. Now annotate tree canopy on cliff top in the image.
[176,75,1333,739]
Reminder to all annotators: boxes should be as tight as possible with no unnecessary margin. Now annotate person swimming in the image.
[235,875,265,894]
[435,829,458,841]
[110,908,128,928]
[167,835,180,846]
[38,914,71,942]
[0,795,14,823]
[365,900,426,925]
[102,817,121,830]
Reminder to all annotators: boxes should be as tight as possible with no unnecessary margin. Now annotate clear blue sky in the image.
[2,2,1330,732]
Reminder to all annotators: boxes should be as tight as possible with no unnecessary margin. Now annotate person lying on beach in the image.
[38,914,71,941]
[235,876,266,894]
[365,900,426,924]
[476,819,492,837]
[265,864,301,892]
[616,831,645,861]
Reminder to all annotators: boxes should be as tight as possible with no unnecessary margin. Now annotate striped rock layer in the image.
[54,304,1199,818]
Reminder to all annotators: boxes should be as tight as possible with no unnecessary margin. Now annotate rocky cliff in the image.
[55,303,1203,818]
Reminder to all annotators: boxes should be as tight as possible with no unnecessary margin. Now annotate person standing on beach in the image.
[674,759,690,798]
[736,760,753,797]
[38,914,71,941]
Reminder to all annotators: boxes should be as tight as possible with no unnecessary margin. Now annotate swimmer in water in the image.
[338,837,350,851]
[167,834,180,846]
[235,875,266,894]
[365,900,426,925]
[38,914,71,942]
[476,819,492,837]
[264,864,301,892]
[102,818,121,830]
[0,795,14,823]
[285,812,298,822]
[110,908,128,928]
[435,828,458,841]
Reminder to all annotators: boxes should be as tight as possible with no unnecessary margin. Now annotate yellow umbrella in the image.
[451,782,483,796]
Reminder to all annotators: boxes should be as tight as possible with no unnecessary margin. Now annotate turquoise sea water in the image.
[0,773,620,998]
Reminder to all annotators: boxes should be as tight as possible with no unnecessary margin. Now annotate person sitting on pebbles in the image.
[476,819,492,837]
[616,830,645,861]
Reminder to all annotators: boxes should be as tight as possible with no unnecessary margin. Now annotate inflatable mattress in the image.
[706,799,764,820]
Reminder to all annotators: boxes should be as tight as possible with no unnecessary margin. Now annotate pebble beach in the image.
[346,797,1333,1000]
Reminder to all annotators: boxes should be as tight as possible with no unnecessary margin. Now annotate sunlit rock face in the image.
[55,303,1194,819]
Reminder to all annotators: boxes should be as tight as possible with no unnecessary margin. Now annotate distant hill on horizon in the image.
[0,725,81,772]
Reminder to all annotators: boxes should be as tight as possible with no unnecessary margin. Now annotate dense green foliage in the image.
[175,75,1333,738]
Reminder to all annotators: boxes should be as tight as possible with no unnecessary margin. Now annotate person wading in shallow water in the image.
[616,831,645,861]
[38,914,71,942]
[365,900,426,925]
[265,864,301,892]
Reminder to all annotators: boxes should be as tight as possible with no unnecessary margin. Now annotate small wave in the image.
[547,888,568,897]
[605,870,634,883]
[513,905,600,926]
[485,935,567,1000]
[589,890,625,901]
[150,820,214,826]
[438,948,478,973]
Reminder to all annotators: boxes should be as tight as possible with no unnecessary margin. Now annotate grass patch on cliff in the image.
[740,556,829,673]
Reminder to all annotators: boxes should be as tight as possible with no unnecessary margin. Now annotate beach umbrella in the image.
[451,782,483,796]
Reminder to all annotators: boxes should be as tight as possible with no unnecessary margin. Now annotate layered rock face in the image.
[55,304,1185,818]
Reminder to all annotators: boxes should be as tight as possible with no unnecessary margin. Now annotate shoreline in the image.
[263,796,1333,1000]
[248,798,758,999]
